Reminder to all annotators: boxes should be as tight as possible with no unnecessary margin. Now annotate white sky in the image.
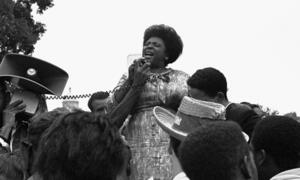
[32,0,300,114]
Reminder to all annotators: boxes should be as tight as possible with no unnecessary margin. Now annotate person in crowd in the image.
[0,152,24,180]
[153,95,226,180]
[187,67,261,138]
[241,102,265,118]
[87,91,111,115]
[111,24,189,179]
[179,121,258,180]
[33,111,131,180]
[0,83,25,152]
[250,116,300,180]
[0,53,67,154]
[0,81,26,137]
[0,81,48,153]
[19,108,69,179]
[14,94,48,148]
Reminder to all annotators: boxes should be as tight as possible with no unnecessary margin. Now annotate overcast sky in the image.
[32,0,300,114]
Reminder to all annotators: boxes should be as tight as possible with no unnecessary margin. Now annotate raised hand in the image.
[132,58,150,88]
[2,100,26,127]
[128,57,150,85]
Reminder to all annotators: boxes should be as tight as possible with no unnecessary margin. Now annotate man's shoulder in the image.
[170,69,189,78]
[226,102,262,137]
[271,168,300,180]
[173,172,189,180]
[226,103,252,113]
[226,102,259,123]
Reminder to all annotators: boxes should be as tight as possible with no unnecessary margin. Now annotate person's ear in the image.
[215,92,225,102]
[240,154,257,179]
[255,149,266,166]
[164,54,169,65]
[240,157,251,179]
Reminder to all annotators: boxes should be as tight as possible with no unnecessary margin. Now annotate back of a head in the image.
[87,91,110,111]
[251,115,300,171]
[240,102,265,117]
[0,153,24,180]
[179,121,248,180]
[34,111,128,180]
[187,67,228,99]
[27,107,69,150]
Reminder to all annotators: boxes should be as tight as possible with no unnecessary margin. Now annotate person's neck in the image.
[255,154,282,180]
[296,161,300,168]
[150,67,168,74]
[222,100,230,108]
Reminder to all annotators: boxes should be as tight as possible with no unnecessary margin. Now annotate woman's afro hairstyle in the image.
[143,24,183,65]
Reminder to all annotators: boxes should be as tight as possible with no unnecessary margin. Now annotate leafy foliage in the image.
[242,102,300,122]
[284,112,300,122]
[260,106,279,118]
[0,0,53,60]
[241,101,279,118]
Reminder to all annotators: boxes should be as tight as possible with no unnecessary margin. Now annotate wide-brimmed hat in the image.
[153,96,249,141]
[153,96,226,141]
[0,53,68,96]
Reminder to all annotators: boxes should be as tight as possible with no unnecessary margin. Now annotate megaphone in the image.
[0,53,69,114]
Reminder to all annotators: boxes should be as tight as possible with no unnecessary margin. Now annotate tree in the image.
[260,106,279,117]
[284,112,300,122]
[0,0,53,60]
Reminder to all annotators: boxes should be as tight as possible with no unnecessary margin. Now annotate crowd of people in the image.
[0,24,299,180]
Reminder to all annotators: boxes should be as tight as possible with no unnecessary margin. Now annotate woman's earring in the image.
[165,57,169,62]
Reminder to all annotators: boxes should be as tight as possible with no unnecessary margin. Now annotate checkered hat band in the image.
[172,113,216,135]
[178,96,226,120]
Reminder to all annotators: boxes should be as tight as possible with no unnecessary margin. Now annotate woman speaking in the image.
[112,24,189,180]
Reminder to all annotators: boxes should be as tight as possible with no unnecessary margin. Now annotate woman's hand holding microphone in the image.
[129,57,151,89]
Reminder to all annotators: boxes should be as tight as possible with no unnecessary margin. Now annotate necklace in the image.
[148,68,172,83]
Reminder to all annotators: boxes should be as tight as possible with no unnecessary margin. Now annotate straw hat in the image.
[153,96,249,141]
[153,96,226,141]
